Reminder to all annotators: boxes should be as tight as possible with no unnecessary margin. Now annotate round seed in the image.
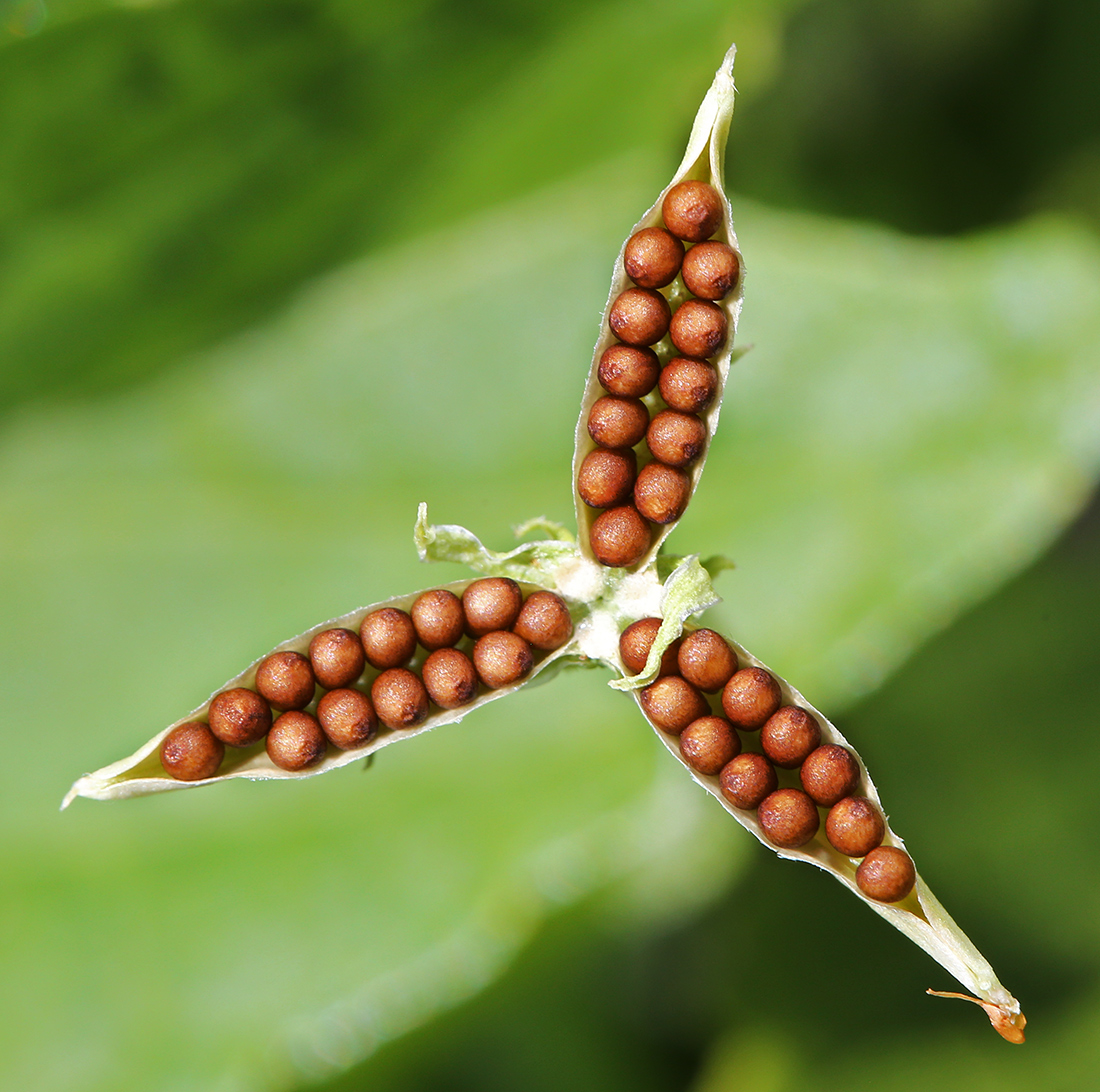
[679,715,740,775]
[514,591,573,651]
[758,788,820,849]
[662,179,724,242]
[719,752,777,809]
[608,287,672,347]
[825,796,885,858]
[760,706,822,770]
[800,745,861,807]
[588,395,649,450]
[670,299,727,358]
[316,687,377,749]
[619,617,681,677]
[160,721,224,781]
[598,344,660,397]
[266,710,327,771]
[208,688,272,747]
[681,240,740,300]
[308,628,366,689]
[578,447,637,509]
[658,357,718,413]
[473,631,533,689]
[360,607,417,670]
[411,588,466,651]
[623,226,685,288]
[422,648,478,709]
[646,410,707,468]
[678,628,738,692]
[254,650,316,711]
[638,675,709,734]
[856,846,916,903]
[590,505,651,568]
[633,461,690,524]
[722,667,782,730]
[462,577,523,637]
[371,668,430,729]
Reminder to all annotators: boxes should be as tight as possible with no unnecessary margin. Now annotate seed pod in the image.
[360,608,418,670]
[411,588,466,650]
[857,846,916,903]
[679,715,740,775]
[622,227,684,288]
[160,722,224,781]
[422,648,478,709]
[722,667,782,730]
[760,705,822,769]
[758,788,820,849]
[646,410,707,468]
[578,447,637,509]
[658,357,718,413]
[662,180,724,242]
[462,577,523,637]
[254,651,316,711]
[719,752,777,810]
[607,287,672,346]
[589,506,651,568]
[681,240,740,300]
[598,344,661,398]
[473,631,534,689]
[317,688,377,750]
[588,395,649,450]
[800,744,861,806]
[308,628,366,689]
[371,668,430,729]
[677,628,737,692]
[266,711,327,771]
[670,299,727,359]
[619,617,681,677]
[826,796,885,858]
[638,675,710,735]
[208,688,271,747]
[513,591,573,651]
[633,462,690,524]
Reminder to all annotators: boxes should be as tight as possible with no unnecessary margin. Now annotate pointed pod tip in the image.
[926,989,1026,1044]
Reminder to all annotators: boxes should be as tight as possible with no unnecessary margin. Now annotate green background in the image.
[2,1,1099,1089]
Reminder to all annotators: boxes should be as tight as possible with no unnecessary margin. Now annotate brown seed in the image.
[658,357,718,413]
[266,710,327,771]
[670,298,727,358]
[856,846,916,903]
[462,577,523,637]
[825,796,885,858]
[308,628,366,689]
[679,715,741,775]
[422,648,479,709]
[608,287,672,347]
[587,395,649,450]
[681,241,740,300]
[619,617,681,677]
[371,668,430,729]
[662,179,724,242]
[598,344,660,397]
[638,675,710,735]
[719,752,777,810]
[800,745,861,807]
[622,226,685,288]
[359,607,417,670]
[208,687,272,747]
[722,667,782,730]
[633,461,691,524]
[677,628,738,692]
[316,687,377,749]
[646,409,707,468]
[758,788,821,849]
[513,591,573,651]
[760,706,822,770]
[577,447,637,509]
[254,650,316,711]
[411,588,466,651]
[160,721,224,781]
[473,631,534,689]
[590,505,651,568]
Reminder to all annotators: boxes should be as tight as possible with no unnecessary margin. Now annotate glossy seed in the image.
[619,617,681,677]
[266,711,327,771]
[254,650,316,711]
[760,706,822,769]
[473,631,534,689]
[608,287,672,347]
[677,628,738,692]
[646,409,707,468]
[633,461,691,524]
[371,668,430,729]
[679,715,740,775]
[590,505,651,568]
[588,395,650,450]
[825,796,885,858]
[208,688,272,747]
[681,240,740,300]
[160,721,224,781]
[308,628,366,689]
[623,226,685,288]
[462,577,524,637]
[856,846,916,903]
[722,667,782,730]
[421,648,478,709]
[758,788,820,849]
[513,591,573,651]
[578,447,637,508]
[359,607,417,670]
[598,344,661,397]
[719,752,777,810]
[662,179,724,242]
[800,744,861,807]
[658,357,718,413]
[638,674,710,734]
[669,298,728,358]
[410,588,466,651]
[316,687,377,750]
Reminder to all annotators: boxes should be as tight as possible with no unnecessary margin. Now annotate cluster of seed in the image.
[623,618,916,904]
[581,180,740,568]
[158,582,573,781]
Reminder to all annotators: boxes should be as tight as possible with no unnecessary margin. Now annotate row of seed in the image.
[159,581,573,781]
[581,180,740,568]
[622,618,916,904]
